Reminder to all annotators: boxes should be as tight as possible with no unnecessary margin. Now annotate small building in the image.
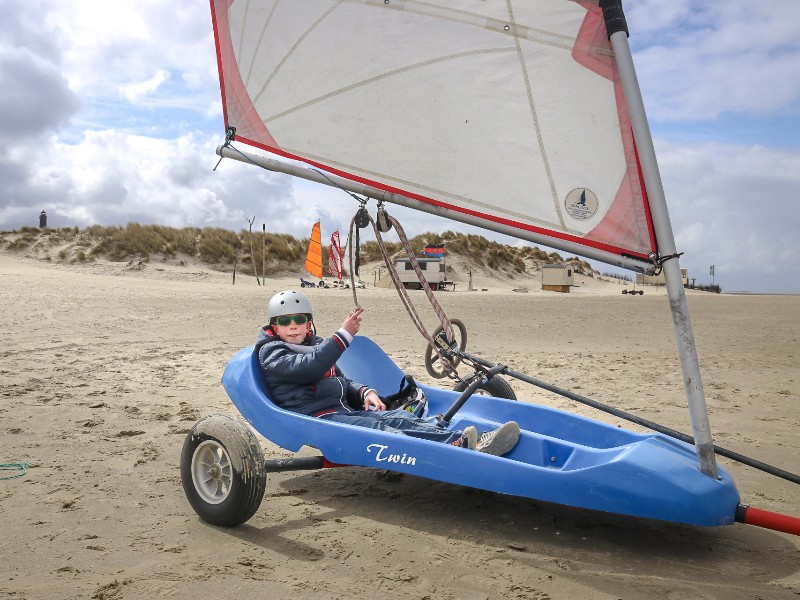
[542,263,574,293]
[394,257,447,290]
[637,268,688,287]
[39,210,47,228]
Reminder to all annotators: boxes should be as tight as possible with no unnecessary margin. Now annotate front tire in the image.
[454,374,517,400]
[180,413,266,527]
[424,318,468,378]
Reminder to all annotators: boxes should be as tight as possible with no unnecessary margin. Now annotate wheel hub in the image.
[191,440,233,505]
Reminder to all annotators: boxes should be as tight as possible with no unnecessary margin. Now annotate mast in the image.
[601,0,718,478]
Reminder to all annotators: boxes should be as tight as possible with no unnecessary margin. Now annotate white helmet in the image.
[267,290,313,321]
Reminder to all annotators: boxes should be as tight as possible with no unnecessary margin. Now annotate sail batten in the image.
[212,0,658,266]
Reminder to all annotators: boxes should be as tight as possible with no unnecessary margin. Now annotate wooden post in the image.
[261,223,267,286]
[246,216,260,286]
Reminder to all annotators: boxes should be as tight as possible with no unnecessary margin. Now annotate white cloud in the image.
[119,69,171,105]
[628,0,800,121]
[657,139,800,292]
[0,128,290,232]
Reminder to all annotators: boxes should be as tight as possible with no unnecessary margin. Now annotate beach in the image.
[1,253,797,600]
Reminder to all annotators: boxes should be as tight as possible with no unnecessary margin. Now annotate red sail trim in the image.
[632,140,658,253]
[209,0,229,129]
[211,0,277,147]
[572,1,658,256]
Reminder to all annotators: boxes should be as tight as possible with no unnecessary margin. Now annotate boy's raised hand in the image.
[342,307,364,336]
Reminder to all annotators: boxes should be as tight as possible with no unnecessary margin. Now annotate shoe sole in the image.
[478,421,520,456]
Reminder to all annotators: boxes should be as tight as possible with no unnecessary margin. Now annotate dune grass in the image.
[0,223,598,279]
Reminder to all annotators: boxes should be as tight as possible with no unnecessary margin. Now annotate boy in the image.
[257,290,520,455]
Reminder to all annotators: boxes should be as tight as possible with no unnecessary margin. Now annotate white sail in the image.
[211,0,656,268]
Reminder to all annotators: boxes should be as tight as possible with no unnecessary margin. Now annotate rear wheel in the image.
[180,413,266,527]
[454,374,517,400]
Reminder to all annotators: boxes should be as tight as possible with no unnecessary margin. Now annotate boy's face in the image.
[272,314,312,344]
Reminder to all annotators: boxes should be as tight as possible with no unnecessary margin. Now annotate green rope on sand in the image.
[0,462,31,480]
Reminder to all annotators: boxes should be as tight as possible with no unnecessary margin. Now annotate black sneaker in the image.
[477,421,520,456]
[450,426,477,450]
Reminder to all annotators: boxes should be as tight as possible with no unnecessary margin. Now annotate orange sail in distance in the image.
[304,221,323,279]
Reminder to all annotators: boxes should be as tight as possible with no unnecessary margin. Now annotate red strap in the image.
[313,409,338,418]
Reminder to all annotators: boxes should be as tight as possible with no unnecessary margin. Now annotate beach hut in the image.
[638,268,688,287]
[394,257,447,290]
[542,263,574,293]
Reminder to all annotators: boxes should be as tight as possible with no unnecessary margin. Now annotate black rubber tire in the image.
[453,374,517,400]
[180,413,266,527]
[622,289,628,294]
[424,318,468,379]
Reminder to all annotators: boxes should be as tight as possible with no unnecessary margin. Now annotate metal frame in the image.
[608,28,717,478]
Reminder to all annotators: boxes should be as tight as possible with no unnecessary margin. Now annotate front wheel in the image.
[180,413,266,527]
[454,374,517,400]
[424,318,468,379]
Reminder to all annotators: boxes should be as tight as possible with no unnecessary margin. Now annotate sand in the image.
[1,253,797,600]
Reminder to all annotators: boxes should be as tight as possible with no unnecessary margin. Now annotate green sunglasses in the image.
[272,314,310,326]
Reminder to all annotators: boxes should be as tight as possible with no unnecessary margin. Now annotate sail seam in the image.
[242,1,280,89]
[262,47,515,124]
[284,147,577,234]
[360,0,584,51]
[507,0,566,232]
[252,2,340,107]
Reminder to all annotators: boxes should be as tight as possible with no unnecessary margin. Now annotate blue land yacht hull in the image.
[222,336,740,527]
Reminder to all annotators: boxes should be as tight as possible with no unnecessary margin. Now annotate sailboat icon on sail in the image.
[565,188,598,220]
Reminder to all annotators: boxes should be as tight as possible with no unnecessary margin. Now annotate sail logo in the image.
[366,443,417,466]
[565,188,599,220]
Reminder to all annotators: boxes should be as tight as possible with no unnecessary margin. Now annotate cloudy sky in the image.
[1,1,798,294]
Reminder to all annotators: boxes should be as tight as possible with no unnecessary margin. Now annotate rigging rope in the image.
[0,462,31,480]
[214,133,458,374]
[347,204,457,376]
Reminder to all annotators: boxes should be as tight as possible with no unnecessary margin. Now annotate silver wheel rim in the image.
[191,440,233,505]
